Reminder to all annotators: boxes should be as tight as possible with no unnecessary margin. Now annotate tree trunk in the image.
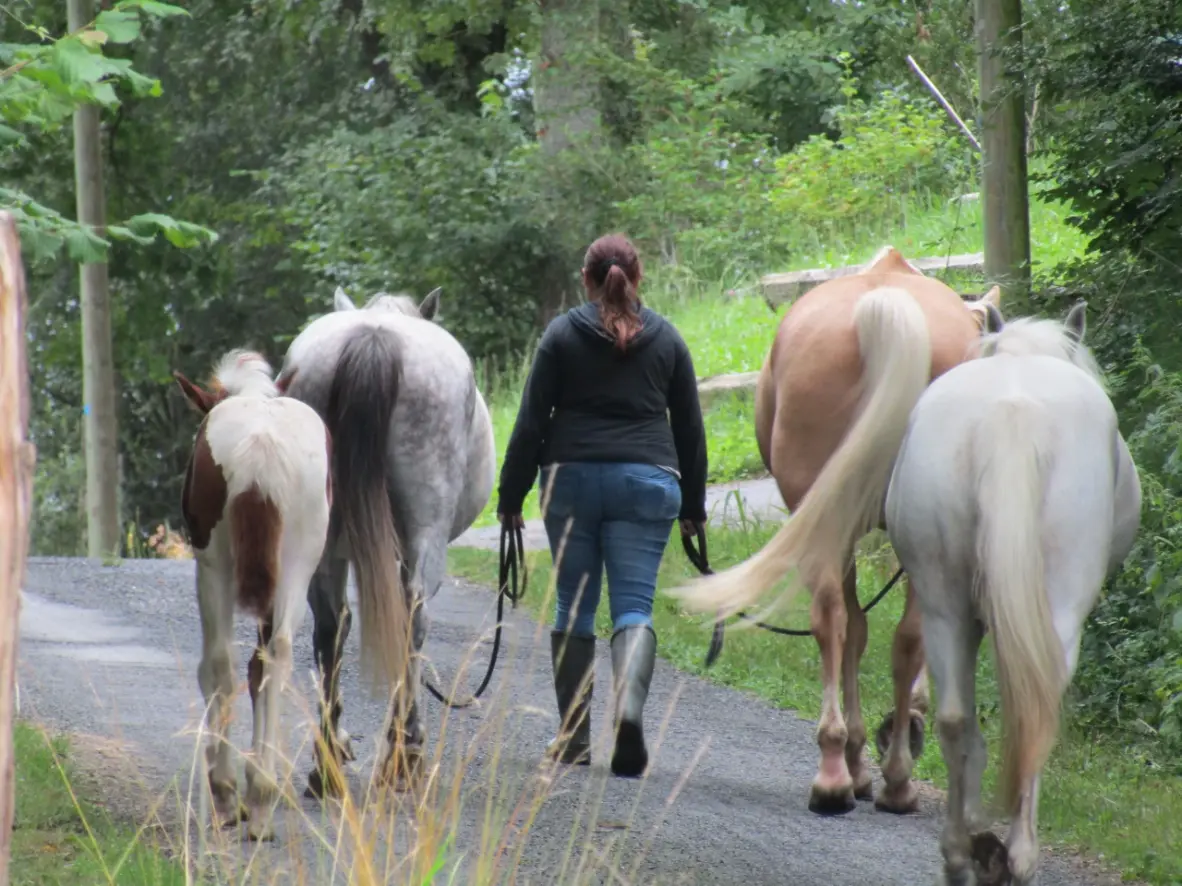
[976,0,1031,308]
[69,0,121,558]
[533,0,607,324]
[0,211,37,886]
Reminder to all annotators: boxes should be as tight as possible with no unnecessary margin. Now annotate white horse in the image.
[278,285,495,797]
[174,350,332,841]
[884,302,1142,886]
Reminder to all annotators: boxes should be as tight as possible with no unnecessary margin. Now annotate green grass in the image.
[11,721,185,886]
[449,521,1182,885]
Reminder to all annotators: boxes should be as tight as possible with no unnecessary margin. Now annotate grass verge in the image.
[12,720,185,886]
[448,523,1182,885]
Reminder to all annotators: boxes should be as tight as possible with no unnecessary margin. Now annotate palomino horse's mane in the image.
[210,349,279,399]
[976,317,1105,390]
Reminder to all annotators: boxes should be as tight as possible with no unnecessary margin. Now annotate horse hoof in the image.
[808,782,857,816]
[377,746,425,794]
[874,711,927,762]
[247,821,277,843]
[970,831,1010,886]
[304,767,347,801]
[874,780,919,815]
[852,771,874,802]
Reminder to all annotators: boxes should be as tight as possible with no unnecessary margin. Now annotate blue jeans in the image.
[539,462,682,637]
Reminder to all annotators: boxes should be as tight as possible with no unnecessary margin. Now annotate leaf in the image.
[123,213,219,248]
[118,0,189,18]
[0,124,25,145]
[77,29,108,48]
[94,9,142,44]
[1173,609,1182,633]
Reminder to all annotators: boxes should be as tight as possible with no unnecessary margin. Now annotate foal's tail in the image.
[326,325,409,692]
[975,398,1065,816]
[674,286,930,616]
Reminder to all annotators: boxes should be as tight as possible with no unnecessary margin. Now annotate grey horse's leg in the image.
[380,528,448,792]
[305,550,353,799]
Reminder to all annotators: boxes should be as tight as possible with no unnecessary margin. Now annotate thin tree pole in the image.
[68,0,121,557]
[0,211,36,886]
[976,0,1032,306]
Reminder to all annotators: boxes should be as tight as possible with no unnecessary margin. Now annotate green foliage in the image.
[0,0,217,263]
[1070,340,1182,763]
[268,102,557,358]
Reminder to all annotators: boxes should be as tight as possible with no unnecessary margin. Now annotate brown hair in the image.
[583,233,643,351]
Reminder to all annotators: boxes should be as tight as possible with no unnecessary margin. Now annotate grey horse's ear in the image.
[333,287,357,312]
[419,287,442,321]
[984,303,1005,335]
[1064,300,1087,344]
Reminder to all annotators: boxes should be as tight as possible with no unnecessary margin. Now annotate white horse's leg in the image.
[809,561,855,813]
[877,577,926,813]
[925,601,983,886]
[839,561,872,801]
[195,556,242,827]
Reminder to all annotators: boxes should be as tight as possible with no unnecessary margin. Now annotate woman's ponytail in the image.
[584,235,644,352]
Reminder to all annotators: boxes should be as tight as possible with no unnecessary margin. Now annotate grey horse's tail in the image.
[326,326,410,693]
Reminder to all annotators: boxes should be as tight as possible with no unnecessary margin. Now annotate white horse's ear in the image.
[333,287,357,312]
[1064,300,1088,344]
[419,287,442,321]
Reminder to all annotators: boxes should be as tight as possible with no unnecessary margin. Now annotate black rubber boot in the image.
[610,624,657,778]
[546,631,594,765]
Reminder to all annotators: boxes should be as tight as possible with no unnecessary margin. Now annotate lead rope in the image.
[422,522,527,708]
[680,526,904,668]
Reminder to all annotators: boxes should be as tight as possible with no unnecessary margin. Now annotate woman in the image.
[497,233,708,778]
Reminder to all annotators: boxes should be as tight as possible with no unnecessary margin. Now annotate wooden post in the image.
[0,212,36,886]
[68,0,121,558]
[976,0,1032,306]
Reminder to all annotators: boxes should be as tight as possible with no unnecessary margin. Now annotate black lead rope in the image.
[680,526,905,668]
[423,522,527,708]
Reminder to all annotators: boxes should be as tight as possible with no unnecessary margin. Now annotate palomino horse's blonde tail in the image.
[674,287,931,617]
[975,398,1066,816]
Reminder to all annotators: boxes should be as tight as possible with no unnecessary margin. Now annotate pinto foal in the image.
[174,350,331,841]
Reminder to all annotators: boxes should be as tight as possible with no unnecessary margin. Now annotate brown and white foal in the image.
[174,350,331,841]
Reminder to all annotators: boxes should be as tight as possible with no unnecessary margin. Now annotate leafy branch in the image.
[1,0,217,263]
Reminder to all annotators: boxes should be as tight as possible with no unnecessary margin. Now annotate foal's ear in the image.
[983,303,1005,334]
[173,370,218,414]
[1064,300,1088,344]
[333,286,357,312]
[966,285,1004,331]
[419,287,442,322]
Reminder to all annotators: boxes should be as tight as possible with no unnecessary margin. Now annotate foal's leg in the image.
[926,604,983,886]
[306,551,354,800]
[247,538,321,840]
[839,560,873,801]
[877,577,927,813]
[809,561,855,814]
[195,558,244,826]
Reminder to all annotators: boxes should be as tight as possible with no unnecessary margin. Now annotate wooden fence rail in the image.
[760,252,985,308]
[0,211,35,886]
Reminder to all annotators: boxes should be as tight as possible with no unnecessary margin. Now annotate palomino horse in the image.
[885,303,1141,885]
[278,285,496,797]
[674,246,1002,814]
[174,350,332,840]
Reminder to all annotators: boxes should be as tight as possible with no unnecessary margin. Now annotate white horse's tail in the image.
[975,398,1066,816]
[676,286,931,615]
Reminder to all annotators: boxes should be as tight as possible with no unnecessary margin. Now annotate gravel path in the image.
[16,548,1114,885]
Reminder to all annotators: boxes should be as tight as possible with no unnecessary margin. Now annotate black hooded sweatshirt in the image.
[497,302,708,522]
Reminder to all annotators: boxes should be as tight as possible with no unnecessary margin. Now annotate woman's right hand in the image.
[679,518,704,538]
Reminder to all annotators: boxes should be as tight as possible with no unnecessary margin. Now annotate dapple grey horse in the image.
[277,285,495,796]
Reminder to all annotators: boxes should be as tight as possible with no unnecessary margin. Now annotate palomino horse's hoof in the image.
[874,710,926,762]
[807,782,857,816]
[873,779,919,815]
